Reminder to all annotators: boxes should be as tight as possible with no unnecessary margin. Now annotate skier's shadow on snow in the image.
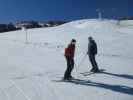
[100,71,133,80]
[82,69,133,80]
[67,78,133,95]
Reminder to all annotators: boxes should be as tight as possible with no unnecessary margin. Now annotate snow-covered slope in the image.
[119,20,133,27]
[0,19,133,100]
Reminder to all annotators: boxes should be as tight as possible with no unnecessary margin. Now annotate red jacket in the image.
[64,44,75,58]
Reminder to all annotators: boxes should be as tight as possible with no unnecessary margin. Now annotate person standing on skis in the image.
[64,39,76,80]
[87,36,99,72]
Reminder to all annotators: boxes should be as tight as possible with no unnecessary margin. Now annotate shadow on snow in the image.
[62,78,133,96]
[101,71,133,80]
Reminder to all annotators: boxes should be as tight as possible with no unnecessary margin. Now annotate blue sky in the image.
[0,0,132,23]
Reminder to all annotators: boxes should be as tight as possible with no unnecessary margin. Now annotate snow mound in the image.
[119,20,133,27]
[70,19,118,29]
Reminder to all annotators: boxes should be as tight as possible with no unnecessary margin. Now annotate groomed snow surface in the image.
[0,19,133,100]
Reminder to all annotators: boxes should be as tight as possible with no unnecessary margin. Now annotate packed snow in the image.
[0,19,133,100]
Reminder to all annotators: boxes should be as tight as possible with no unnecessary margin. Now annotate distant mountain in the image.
[0,20,67,33]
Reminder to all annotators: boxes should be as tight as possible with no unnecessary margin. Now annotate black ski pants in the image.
[89,54,99,71]
[64,57,74,79]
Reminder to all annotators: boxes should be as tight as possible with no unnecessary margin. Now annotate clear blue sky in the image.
[0,0,132,23]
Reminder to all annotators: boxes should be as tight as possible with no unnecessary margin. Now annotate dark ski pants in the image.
[64,57,74,79]
[89,54,99,71]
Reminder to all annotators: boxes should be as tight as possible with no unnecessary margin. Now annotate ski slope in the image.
[0,19,133,100]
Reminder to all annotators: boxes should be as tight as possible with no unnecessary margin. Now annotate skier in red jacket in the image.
[64,39,76,80]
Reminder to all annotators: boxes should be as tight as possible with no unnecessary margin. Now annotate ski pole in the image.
[74,53,87,74]
[74,62,78,73]
[78,53,87,69]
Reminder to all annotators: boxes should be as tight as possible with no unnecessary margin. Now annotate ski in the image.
[52,78,80,84]
[81,72,95,76]
[80,69,105,76]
